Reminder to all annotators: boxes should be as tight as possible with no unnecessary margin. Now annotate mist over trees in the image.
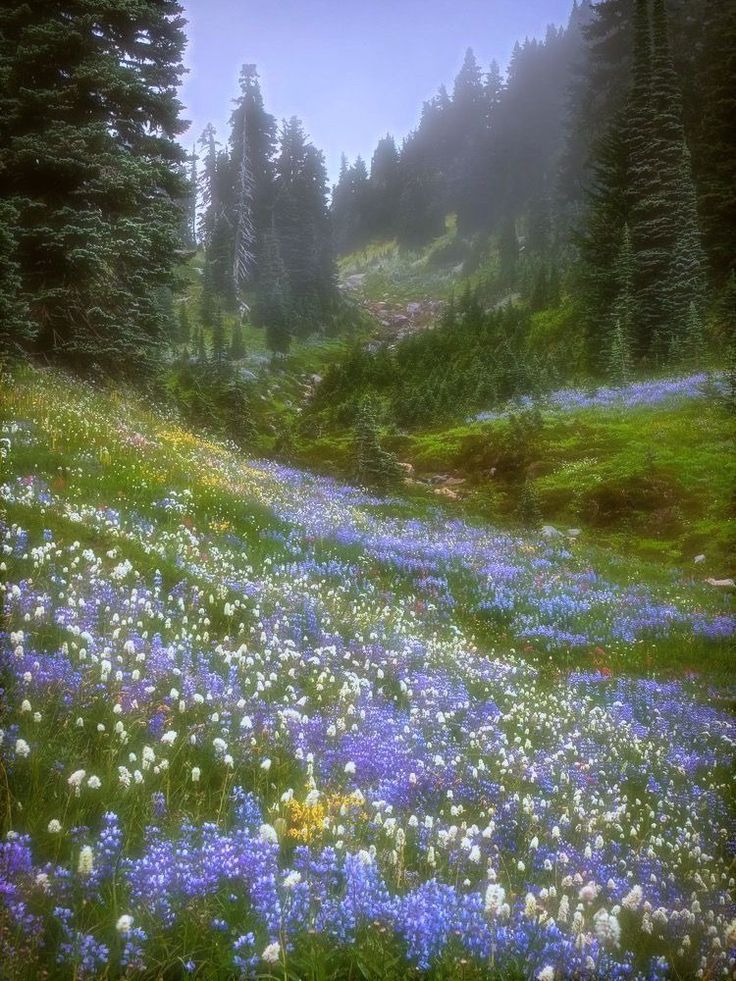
[332,0,735,375]
[0,0,733,387]
[194,70,339,353]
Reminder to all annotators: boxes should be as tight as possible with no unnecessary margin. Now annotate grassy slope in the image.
[302,237,736,575]
[176,242,734,575]
[2,364,733,675]
[1,365,734,978]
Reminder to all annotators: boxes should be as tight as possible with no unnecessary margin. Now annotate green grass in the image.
[295,399,736,575]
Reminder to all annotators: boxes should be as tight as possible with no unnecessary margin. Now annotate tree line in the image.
[192,67,339,356]
[331,0,735,376]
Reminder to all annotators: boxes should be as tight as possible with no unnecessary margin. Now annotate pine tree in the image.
[184,146,198,249]
[650,0,706,356]
[668,144,707,353]
[625,0,665,359]
[578,113,630,369]
[232,97,256,305]
[197,124,222,245]
[612,223,637,342]
[0,0,188,370]
[368,136,402,241]
[498,218,519,289]
[678,300,706,368]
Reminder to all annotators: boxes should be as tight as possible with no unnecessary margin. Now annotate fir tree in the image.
[197,124,222,245]
[612,224,637,344]
[354,399,401,489]
[0,0,188,369]
[229,66,276,306]
[498,218,519,289]
[195,328,207,363]
[607,319,633,384]
[273,117,336,331]
[678,301,706,368]
[184,146,198,249]
[368,136,402,241]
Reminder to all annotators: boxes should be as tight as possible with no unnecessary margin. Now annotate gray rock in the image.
[541,525,563,539]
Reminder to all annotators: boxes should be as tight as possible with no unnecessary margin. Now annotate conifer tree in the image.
[211,306,226,365]
[518,479,543,528]
[229,66,276,307]
[668,145,707,351]
[678,301,706,368]
[608,320,633,384]
[696,1,736,286]
[183,147,198,249]
[178,304,191,348]
[195,328,207,363]
[197,124,222,246]
[230,322,246,361]
[256,226,291,354]
[200,261,216,328]
[612,224,637,343]
[0,0,188,369]
[354,399,401,489]
[273,117,336,331]
[0,201,30,355]
[368,136,402,241]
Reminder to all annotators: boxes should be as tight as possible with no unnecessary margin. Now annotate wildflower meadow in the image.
[1,368,734,979]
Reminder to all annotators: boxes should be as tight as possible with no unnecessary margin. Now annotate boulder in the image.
[541,525,563,539]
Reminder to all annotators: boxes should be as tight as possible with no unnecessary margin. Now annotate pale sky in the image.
[179,0,575,181]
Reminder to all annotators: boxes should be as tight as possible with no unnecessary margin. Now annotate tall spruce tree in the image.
[229,66,276,309]
[0,0,188,369]
[273,117,336,332]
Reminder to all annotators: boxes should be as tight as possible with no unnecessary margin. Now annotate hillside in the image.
[1,366,734,978]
